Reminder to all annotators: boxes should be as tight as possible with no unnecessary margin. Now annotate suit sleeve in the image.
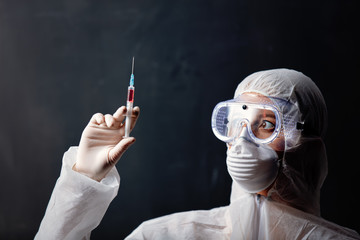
[35,147,120,240]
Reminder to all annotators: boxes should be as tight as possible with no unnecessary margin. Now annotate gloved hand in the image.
[74,106,140,181]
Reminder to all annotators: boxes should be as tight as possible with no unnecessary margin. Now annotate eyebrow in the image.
[252,112,276,124]
[261,111,275,118]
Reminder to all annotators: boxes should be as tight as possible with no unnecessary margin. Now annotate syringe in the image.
[124,57,135,138]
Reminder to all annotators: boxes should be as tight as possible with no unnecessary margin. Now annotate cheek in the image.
[268,136,285,152]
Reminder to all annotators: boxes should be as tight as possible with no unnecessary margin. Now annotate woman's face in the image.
[227,92,285,153]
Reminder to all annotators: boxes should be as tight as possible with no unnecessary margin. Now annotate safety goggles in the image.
[211,94,303,145]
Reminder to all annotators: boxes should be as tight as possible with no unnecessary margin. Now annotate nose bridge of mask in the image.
[231,119,253,143]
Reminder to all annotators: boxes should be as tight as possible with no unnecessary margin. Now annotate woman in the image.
[36,69,360,239]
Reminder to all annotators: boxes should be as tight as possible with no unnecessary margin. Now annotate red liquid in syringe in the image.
[127,88,135,102]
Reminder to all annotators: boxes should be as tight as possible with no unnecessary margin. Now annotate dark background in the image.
[0,0,359,239]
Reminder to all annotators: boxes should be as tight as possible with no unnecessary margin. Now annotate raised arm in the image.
[35,106,140,240]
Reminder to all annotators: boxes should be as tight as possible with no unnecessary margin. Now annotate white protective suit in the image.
[36,69,360,239]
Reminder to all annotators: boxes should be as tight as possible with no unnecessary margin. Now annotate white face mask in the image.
[226,138,280,193]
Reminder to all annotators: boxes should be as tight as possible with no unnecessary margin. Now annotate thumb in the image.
[108,137,136,164]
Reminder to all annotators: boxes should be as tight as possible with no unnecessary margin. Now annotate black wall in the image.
[0,0,359,239]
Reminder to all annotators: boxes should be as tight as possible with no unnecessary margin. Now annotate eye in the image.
[261,120,275,130]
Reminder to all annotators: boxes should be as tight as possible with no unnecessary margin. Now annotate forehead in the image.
[237,92,274,105]
[229,93,277,118]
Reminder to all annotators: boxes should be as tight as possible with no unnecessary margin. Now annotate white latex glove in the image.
[74,106,140,181]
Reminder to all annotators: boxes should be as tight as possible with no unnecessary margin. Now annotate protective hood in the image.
[230,68,328,216]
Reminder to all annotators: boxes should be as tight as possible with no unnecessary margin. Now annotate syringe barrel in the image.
[125,86,134,138]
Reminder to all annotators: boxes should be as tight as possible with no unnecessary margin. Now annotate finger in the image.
[104,114,115,128]
[130,106,140,130]
[90,113,105,125]
[108,137,136,164]
[113,106,127,122]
